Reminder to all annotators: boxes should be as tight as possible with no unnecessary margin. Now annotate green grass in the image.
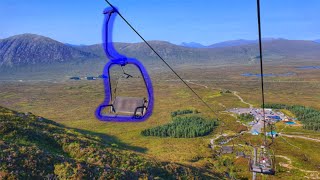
[280,109,296,118]
[238,113,254,125]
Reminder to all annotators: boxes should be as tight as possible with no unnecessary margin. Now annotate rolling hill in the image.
[0,34,97,68]
[0,106,220,179]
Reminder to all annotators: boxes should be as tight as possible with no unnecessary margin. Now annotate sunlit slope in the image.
[0,106,221,179]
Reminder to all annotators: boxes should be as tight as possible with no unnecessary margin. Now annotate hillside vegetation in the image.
[171,109,198,117]
[0,106,221,179]
[141,115,218,138]
[238,113,254,124]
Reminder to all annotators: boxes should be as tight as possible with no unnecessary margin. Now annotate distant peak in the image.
[147,40,172,44]
[3,33,61,44]
[180,42,205,48]
[11,33,45,38]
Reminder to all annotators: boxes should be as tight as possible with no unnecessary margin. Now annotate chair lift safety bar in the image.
[95,7,154,122]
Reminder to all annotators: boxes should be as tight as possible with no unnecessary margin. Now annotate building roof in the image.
[266,131,277,136]
[221,146,233,154]
[236,151,248,158]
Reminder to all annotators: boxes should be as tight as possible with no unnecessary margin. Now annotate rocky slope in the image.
[0,34,96,67]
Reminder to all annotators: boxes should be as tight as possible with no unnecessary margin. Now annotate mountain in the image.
[208,39,257,48]
[2,34,320,70]
[78,41,217,64]
[0,106,219,179]
[314,39,320,43]
[1,37,316,81]
[207,38,279,48]
[64,43,87,47]
[180,42,206,48]
[0,34,97,67]
[77,39,320,65]
[79,40,256,64]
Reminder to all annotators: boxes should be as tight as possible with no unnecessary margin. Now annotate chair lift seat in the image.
[112,96,146,116]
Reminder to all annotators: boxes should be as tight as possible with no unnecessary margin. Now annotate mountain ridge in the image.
[179,38,282,48]
[1,34,320,68]
[77,38,320,65]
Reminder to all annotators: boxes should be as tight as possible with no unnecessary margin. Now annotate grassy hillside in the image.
[0,106,221,179]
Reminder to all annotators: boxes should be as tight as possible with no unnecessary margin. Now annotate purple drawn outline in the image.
[95,7,154,122]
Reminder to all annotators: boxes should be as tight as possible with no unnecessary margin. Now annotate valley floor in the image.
[0,64,320,179]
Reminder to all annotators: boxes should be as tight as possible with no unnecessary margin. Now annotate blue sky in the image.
[0,0,319,45]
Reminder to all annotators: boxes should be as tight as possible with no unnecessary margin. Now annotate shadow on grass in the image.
[43,118,148,153]
[71,127,148,153]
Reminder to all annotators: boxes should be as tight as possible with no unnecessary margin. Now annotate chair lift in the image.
[249,122,276,175]
[247,0,276,176]
[249,146,275,175]
[95,7,154,122]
